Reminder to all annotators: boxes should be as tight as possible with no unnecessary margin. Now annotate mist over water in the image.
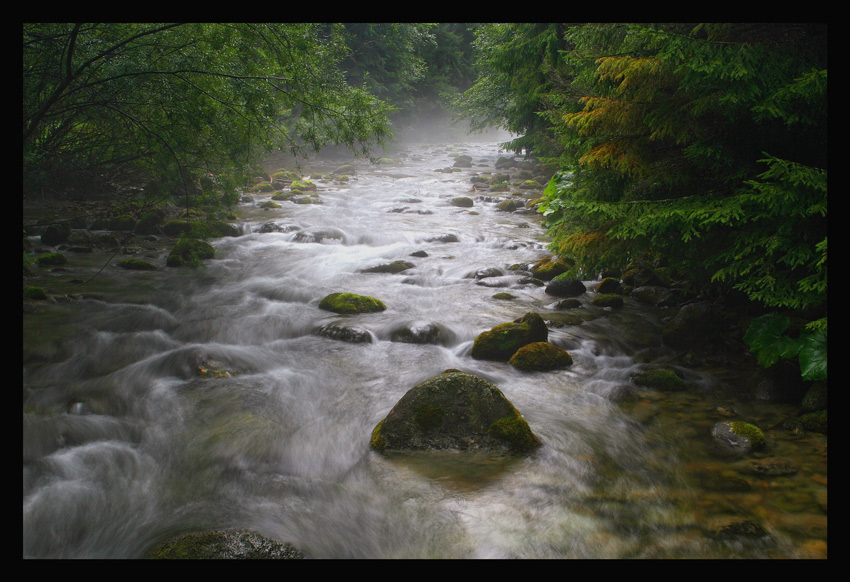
[23,138,822,559]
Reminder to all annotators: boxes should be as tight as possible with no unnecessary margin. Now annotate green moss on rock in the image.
[470,312,548,361]
[23,286,48,300]
[450,196,474,208]
[318,292,386,314]
[166,237,215,268]
[729,421,766,447]
[117,258,157,271]
[630,368,685,391]
[361,260,415,274]
[508,342,573,371]
[591,293,624,308]
[36,252,67,266]
[370,369,541,454]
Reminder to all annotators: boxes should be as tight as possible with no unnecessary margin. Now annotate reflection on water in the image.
[23,141,826,559]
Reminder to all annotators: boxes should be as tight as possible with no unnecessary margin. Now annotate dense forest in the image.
[23,22,826,382]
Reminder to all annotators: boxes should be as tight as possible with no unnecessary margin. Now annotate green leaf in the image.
[797,327,827,380]
[742,313,800,367]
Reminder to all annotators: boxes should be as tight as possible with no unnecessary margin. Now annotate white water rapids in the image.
[23,140,818,559]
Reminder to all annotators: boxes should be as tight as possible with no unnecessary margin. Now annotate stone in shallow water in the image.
[370,369,541,454]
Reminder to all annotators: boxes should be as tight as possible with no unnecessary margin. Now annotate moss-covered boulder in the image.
[36,252,67,266]
[470,311,548,361]
[595,277,622,294]
[148,529,303,559]
[161,219,192,237]
[370,369,541,454]
[630,368,685,391]
[450,196,474,208]
[23,286,48,301]
[545,273,586,298]
[318,292,386,314]
[591,293,624,308]
[710,420,766,456]
[117,258,157,271]
[166,238,215,267]
[508,342,573,372]
[530,255,573,280]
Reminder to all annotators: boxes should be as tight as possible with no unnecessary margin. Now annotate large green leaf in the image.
[798,327,827,380]
[742,313,800,367]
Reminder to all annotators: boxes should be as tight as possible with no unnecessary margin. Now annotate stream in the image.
[23,139,827,559]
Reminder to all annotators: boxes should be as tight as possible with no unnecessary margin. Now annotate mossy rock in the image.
[496,200,519,212]
[23,286,48,300]
[290,179,317,192]
[271,191,295,201]
[361,260,415,274]
[161,220,192,237]
[370,369,541,454]
[591,293,624,308]
[595,277,623,294]
[252,181,275,193]
[710,420,766,456]
[530,255,574,280]
[450,196,474,208]
[107,214,136,231]
[271,169,300,181]
[318,292,386,314]
[36,252,67,266]
[508,342,573,372]
[148,529,303,559]
[40,223,71,245]
[260,200,281,209]
[470,311,548,361]
[798,410,827,433]
[166,238,215,268]
[117,258,157,271]
[492,292,516,300]
[630,368,685,391]
[545,273,587,298]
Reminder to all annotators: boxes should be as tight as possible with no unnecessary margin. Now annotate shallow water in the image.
[23,141,826,559]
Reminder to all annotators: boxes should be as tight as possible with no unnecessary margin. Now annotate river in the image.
[23,139,827,559]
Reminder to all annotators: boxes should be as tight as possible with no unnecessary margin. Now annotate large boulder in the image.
[470,311,548,361]
[369,369,541,454]
[508,342,573,372]
[544,274,587,298]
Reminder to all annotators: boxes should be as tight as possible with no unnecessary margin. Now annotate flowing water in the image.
[23,140,826,559]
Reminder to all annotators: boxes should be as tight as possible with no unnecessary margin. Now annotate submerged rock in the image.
[470,311,548,361]
[370,369,541,454]
[711,420,766,456]
[148,529,303,559]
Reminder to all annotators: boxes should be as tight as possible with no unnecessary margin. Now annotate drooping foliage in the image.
[459,22,826,378]
[23,23,394,200]
[538,24,826,311]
